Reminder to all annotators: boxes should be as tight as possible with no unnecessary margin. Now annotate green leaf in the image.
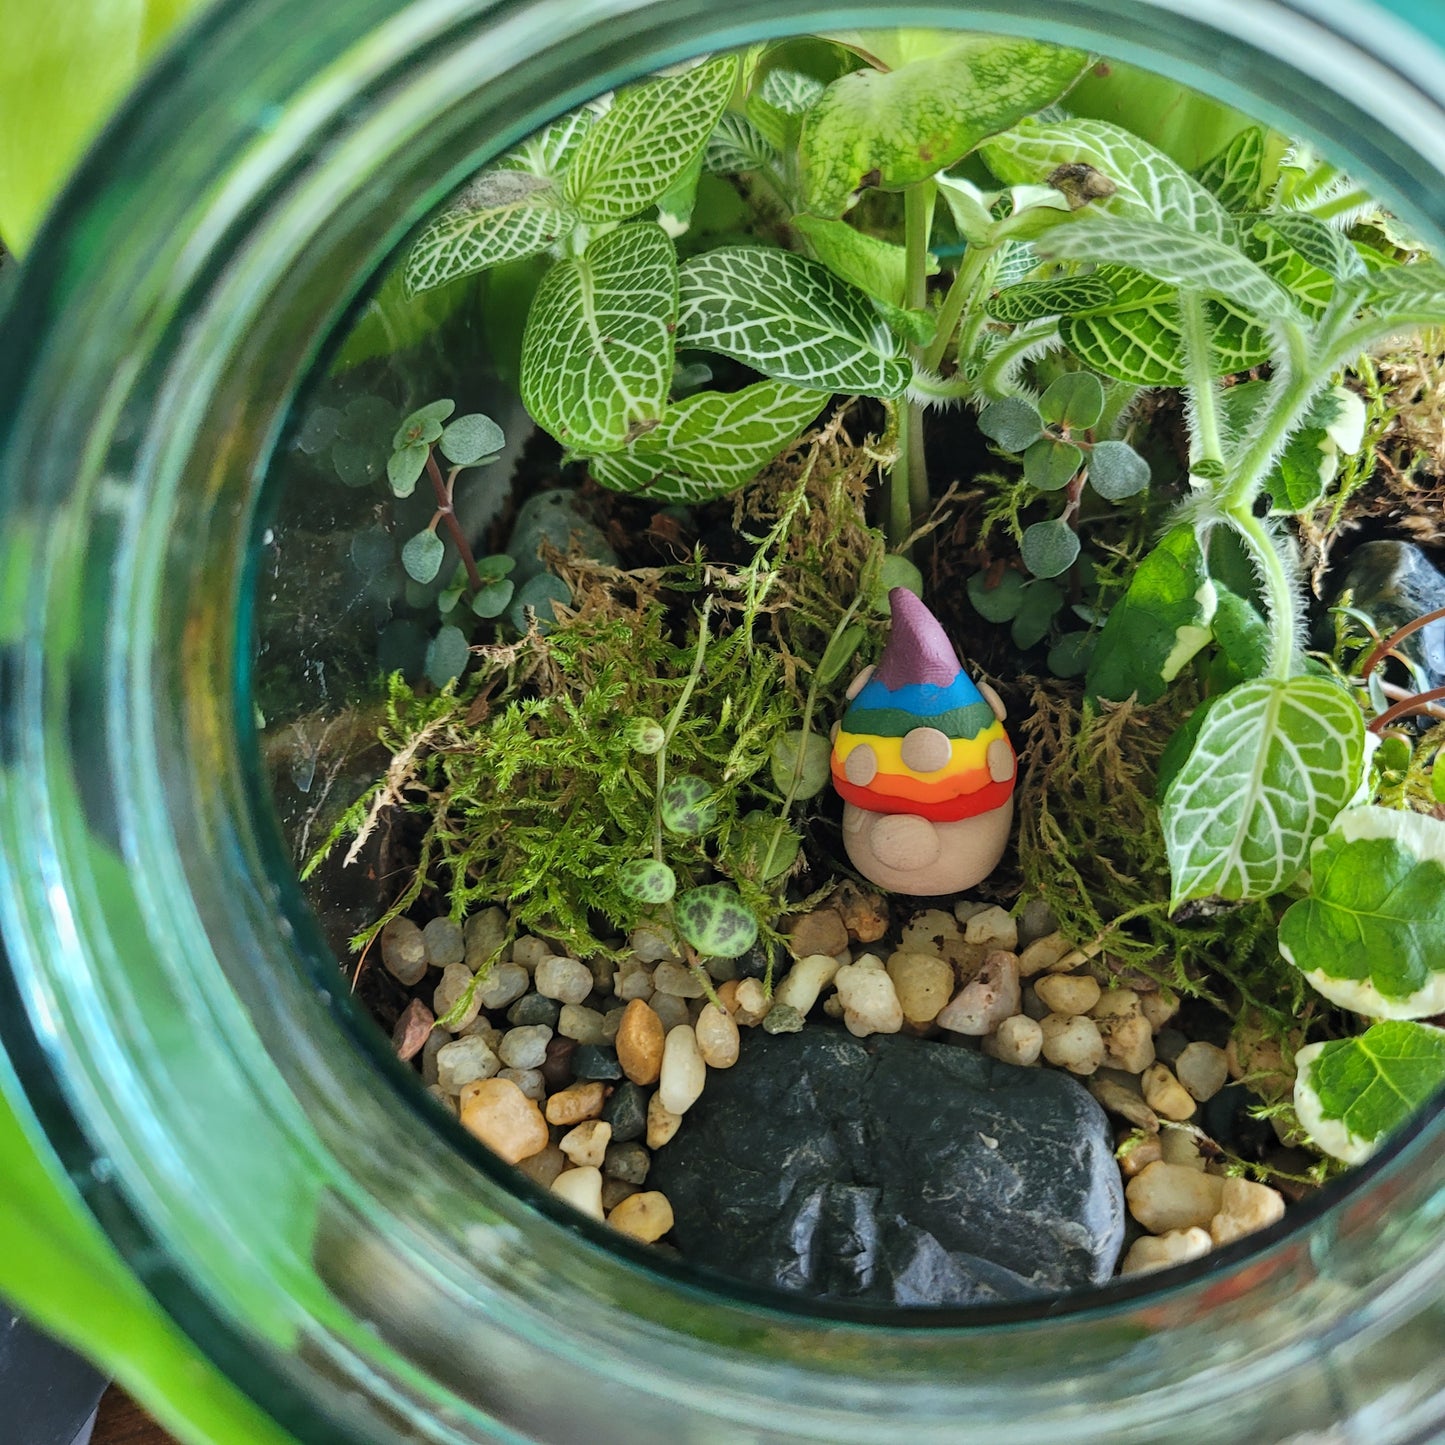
[1211,586,1270,682]
[405,172,576,294]
[1087,526,1217,705]
[565,55,738,223]
[619,859,678,904]
[401,529,445,584]
[967,568,1027,623]
[387,443,429,498]
[1047,630,1095,678]
[477,553,517,580]
[439,413,506,465]
[1363,258,1445,330]
[1011,578,1064,648]
[675,883,759,958]
[424,624,470,686]
[1279,807,1445,1018]
[799,38,1089,217]
[734,811,803,882]
[1254,210,1364,282]
[1023,437,1083,492]
[875,554,925,608]
[677,246,911,396]
[703,113,778,174]
[1193,126,1267,212]
[497,105,599,180]
[986,274,1117,323]
[660,774,719,836]
[1161,676,1367,906]
[792,214,920,305]
[977,396,1044,452]
[1293,1021,1445,1164]
[392,399,454,450]
[1021,518,1080,579]
[817,623,866,686]
[657,152,705,237]
[982,117,1232,238]
[1040,372,1105,429]
[470,579,514,618]
[769,730,832,799]
[588,380,828,504]
[1088,439,1150,499]
[520,222,678,453]
[747,68,825,152]
[507,573,570,634]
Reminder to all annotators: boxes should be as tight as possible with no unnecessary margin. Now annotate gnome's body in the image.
[830,588,1016,895]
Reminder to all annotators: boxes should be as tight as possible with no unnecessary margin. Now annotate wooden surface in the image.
[92,1388,178,1445]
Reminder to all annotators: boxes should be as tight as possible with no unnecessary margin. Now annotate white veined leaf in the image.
[678,246,912,396]
[496,102,604,179]
[520,223,678,453]
[1193,126,1268,213]
[588,379,829,503]
[1161,676,1366,907]
[791,214,920,305]
[565,55,739,223]
[982,117,1233,240]
[704,113,777,174]
[405,171,574,294]
[1039,214,1300,323]
[759,67,824,115]
[1364,258,1445,331]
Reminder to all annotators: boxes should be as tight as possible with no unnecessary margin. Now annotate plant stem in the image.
[1178,290,1224,474]
[1368,686,1445,733]
[1231,509,1297,679]
[888,402,912,548]
[888,183,934,548]
[653,599,714,864]
[1361,606,1445,680]
[921,241,992,374]
[426,451,483,592]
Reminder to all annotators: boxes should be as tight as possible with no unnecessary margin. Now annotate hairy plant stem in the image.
[426,451,483,592]
[888,183,935,548]
[653,598,715,865]
[1178,290,1224,473]
[921,241,992,373]
[1231,509,1297,679]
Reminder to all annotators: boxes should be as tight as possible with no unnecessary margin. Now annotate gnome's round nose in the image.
[829,588,1016,895]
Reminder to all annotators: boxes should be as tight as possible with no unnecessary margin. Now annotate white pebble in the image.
[629,926,676,963]
[534,955,594,1004]
[1139,989,1181,1031]
[511,935,552,970]
[462,907,508,970]
[1126,1161,1225,1233]
[773,954,840,1017]
[832,962,903,1037]
[380,917,428,986]
[980,1014,1043,1067]
[550,1166,605,1220]
[695,1003,740,1068]
[1121,1227,1213,1275]
[1034,973,1101,1017]
[422,916,466,968]
[1092,990,1155,1073]
[498,1024,553,1070]
[497,1066,545,1101]
[558,1003,609,1045]
[1175,1041,1230,1102]
[658,1025,707,1114]
[651,960,706,998]
[1017,931,1073,977]
[1141,1062,1197,1121]
[432,962,481,1031]
[936,951,1021,1036]
[646,1091,683,1148]
[1209,1177,1286,1246]
[435,1035,501,1094]
[559,1119,612,1169]
[733,978,772,1026]
[1039,1013,1105,1074]
[474,962,529,1010]
[963,905,1018,950]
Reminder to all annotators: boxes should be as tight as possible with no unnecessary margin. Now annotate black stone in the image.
[649,1027,1125,1307]
[1332,540,1445,686]
[571,1045,623,1081]
[603,1140,651,1185]
[601,1081,648,1142]
[735,938,785,982]
[507,993,560,1028]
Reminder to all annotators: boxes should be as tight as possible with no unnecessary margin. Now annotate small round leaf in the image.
[978,397,1044,453]
[675,884,759,958]
[1088,440,1151,500]
[470,578,514,618]
[387,443,429,498]
[477,553,517,581]
[618,859,677,904]
[507,573,571,635]
[966,568,1027,623]
[1047,631,1096,678]
[1023,437,1083,492]
[298,405,340,454]
[1010,579,1064,650]
[392,398,455,451]
[332,441,382,488]
[1040,372,1105,430]
[1021,518,1081,579]
[660,775,718,836]
[769,730,832,800]
[439,413,506,465]
[401,529,445,584]
[424,624,470,687]
[337,394,396,444]
[734,810,802,882]
[870,553,924,612]
[627,718,667,755]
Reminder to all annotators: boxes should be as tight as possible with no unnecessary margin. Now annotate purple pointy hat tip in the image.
[874,587,963,689]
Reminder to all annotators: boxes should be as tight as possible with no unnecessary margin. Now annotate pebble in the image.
[614,961,655,1002]
[535,955,594,1004]
[761,1003,803,1034]
[558,1003,609,1045]
[733,978,772,1026]
[463,907,508,970]
[1140,989,1180,1031]
[1119,1133,1163,1177]
[601,1007,626,1043]
[1016,899,1059,946]
[900,908,962,959]
[616,999,666,1085]
[551,1166,605,1220]
[540,1036,577,1090]
[1091,990,1155,1073]
[659,1026,707,1114]
[1175,1042,1230,1102]
[572,1045,624,1081]
[980,1014,1043,1067]
[831,882,888,943]
[433,962,481,1031]
[1120,1227,1213,1275]
[422,916,466,969]
[588,956,617,997]
[773,954,840,1017]
[475,962,529,1011]
[886,951,955,1025]
[935,951,1021,1036]
[629,926,675,963]
[1160,1128,1208,1171]
[457,1018,503,1049]
[963,906,1018,951]
[1153,1027,1189,1067]
[498,1024,553,1070]
[602,1080,648,1142]
[646,1091,683,1148]
[1087,1074,1159,1131]
[498,1066,545,1101]
[784,908,849,960]
[459,1078,549,1163]
[1017,931,1073,977]
[1020,984,1050,1021]
[607,1190,675,1242]
[1141,1062,1197,1121]
[507,992,560,1028]
[380,917,429,986]
[650,992,692,1033]
[545,1081,607,1125]
[603,1140,651,1184]
[511,935,552,970]
[560,1119,612,1169]
[1039,1013,1105,1075]
[436,1035,502,1094]
[1209,1177,1286,1246]
[601,1177,641,1212]
[1034,974,1101,1017]
[833,962,904,1037]
[515,1141,567,1188]
[1125,1161,1225,1232]
[694,1003,740,1067]
[391,998,435,1061]
[652,960,706,998]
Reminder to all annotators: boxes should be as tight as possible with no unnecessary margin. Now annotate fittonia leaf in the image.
[791,214,922,306]
[1161,676,1366,907]
[519,222,677,453]
[1192,126,1268,213]
[1294,1021,1445,1164]
[1279,807,1445,1019]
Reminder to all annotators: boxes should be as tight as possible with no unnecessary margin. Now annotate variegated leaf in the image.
[1193,126,1267,213]
[704,113,777,174]
[497,104,602,179]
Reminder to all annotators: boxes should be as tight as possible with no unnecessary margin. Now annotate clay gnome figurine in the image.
[830,587,1016,894]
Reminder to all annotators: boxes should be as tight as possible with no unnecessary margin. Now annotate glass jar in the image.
[2,2,1444,1440]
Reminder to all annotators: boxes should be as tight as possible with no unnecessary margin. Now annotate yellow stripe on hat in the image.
[834,723,1003,784]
